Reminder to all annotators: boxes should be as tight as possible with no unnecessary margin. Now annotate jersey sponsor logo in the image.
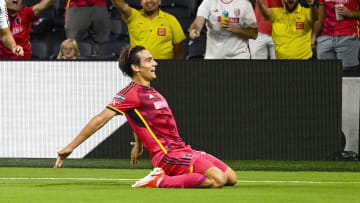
[296,22,304,29]
[115,94,126,101]
[12,26,23,35]
[157,28,166,36]
[234,8,240,17]
[214,16,239,23]
[184,154,193,158]
[149,93,154,99]
[154,101,168,110]
[229,17,239,23]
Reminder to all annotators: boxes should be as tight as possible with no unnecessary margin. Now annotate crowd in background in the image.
[0,0,359,71]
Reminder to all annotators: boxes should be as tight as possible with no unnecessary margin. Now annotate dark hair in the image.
[118,45,146,78]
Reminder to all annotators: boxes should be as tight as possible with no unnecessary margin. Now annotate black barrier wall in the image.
[86,60,343,160]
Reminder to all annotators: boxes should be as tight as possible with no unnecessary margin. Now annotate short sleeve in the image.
[242,0,258,28]
[169,15,186,44]
[0,0,9,29]
[123,8,140,24]
[269,8,278,22]
[196,0,210,19]
[23,6,36,22]
[107,88,140,115]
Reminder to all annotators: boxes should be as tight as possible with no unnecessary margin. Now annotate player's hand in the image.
[189,29,200,39]
[12,45,24,56]
[130,142,143,166]
[54,147,73,168]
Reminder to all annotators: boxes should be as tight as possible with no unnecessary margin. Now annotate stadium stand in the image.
[30,40,49,59]
[99,40,129,58]
[26,0,204,59]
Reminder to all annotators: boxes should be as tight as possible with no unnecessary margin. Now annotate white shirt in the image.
[197,0,257,59]
[0,0,9,29]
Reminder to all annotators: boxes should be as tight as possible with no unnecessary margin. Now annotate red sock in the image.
[158,173,207,188]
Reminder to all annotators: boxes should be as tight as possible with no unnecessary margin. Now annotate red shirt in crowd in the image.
[319,0,360,37]
[0,6,36,59]
[67,0,106,8]
[254,0,282,35]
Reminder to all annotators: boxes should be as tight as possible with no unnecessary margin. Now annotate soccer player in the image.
[54,46,238,188]
[0,0,23,56]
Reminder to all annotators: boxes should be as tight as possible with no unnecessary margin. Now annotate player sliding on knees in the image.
[54,46,237,188]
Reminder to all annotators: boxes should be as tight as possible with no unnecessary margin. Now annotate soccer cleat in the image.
[132,167,165,188]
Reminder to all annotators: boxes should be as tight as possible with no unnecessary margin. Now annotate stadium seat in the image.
[99,40,129,58]
[30,40,49,59]
[22,0,41,7]
[161,0,197,17]
[110,19,128,40]
[77,41,93,57]
[178,17,193,33]
[125,0,142,9]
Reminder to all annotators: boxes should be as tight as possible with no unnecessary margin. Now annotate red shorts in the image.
[157,147,228,176]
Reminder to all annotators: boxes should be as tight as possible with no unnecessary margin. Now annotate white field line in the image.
[0,178,360,184]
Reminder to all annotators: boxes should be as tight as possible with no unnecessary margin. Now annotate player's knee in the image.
[211,172,227,188]
[226,170,237,186]
[203,167,227,188]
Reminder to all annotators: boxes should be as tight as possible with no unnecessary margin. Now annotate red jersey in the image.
[320,0,360,37]
[67,0,106,8]
[107,82,186,166]
[0,6,35,59]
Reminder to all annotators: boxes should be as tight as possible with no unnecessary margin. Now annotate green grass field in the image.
[1,167,360,203]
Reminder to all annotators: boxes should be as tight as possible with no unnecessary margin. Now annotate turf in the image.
[1,167,360,203]
[1,158,360,171]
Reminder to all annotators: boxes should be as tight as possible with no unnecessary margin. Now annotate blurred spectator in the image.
[188,0,258,59]
[65,0,111,56]
[0,0,53,59]
[111,0,185,59]
[56,39,80,59]
[249,0,282,59]
[257,0,318,59]
[0,0,23,57]
[312,0,360,70]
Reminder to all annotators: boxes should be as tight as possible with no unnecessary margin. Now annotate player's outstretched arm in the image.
[54,108,117,168]
[111,0,132,19]
[32,0,54,17]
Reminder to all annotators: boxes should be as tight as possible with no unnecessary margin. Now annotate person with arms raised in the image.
[0,0,23,57]
[0,0,53,59]
[111,0,185,59]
